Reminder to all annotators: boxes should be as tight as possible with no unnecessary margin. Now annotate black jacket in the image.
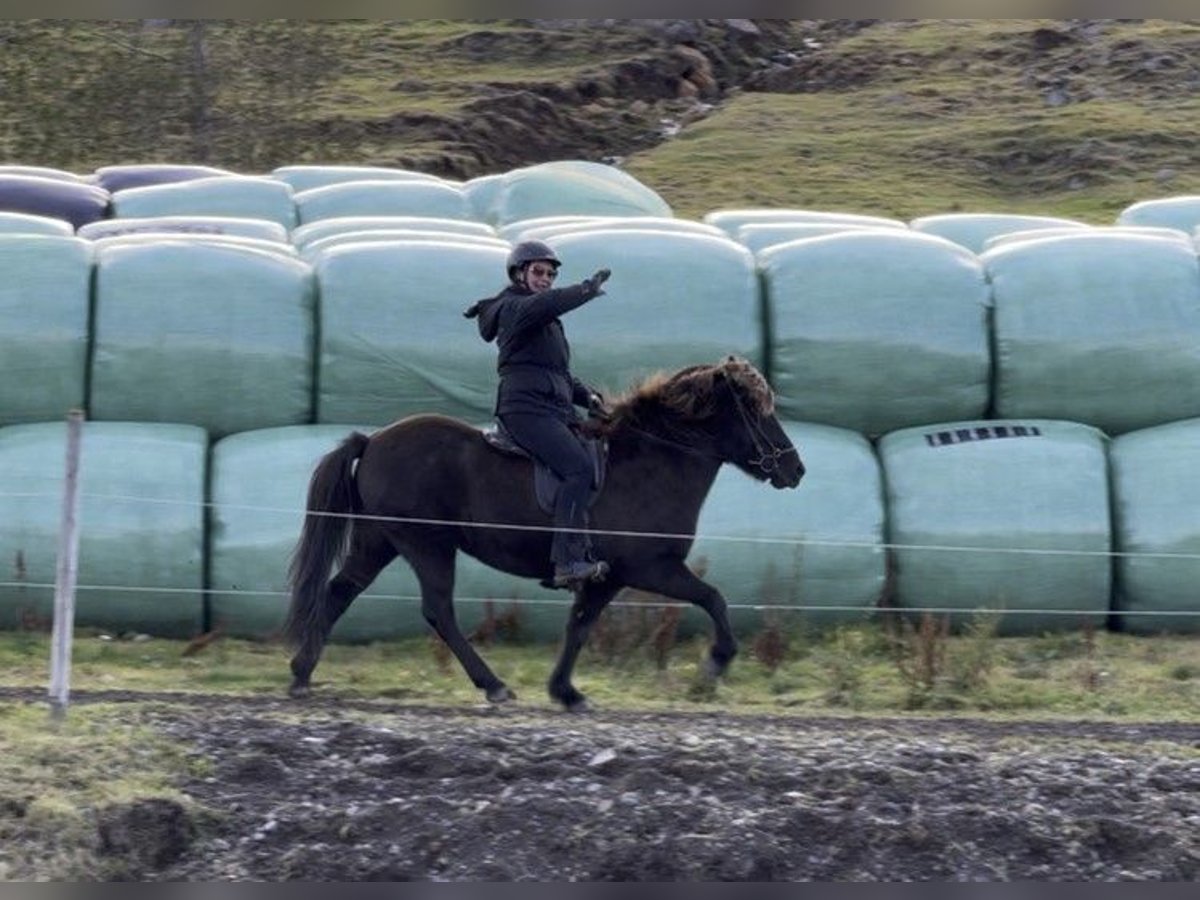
[465,280,601,420]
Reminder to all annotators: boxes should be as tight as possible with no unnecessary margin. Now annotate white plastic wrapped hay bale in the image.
[79,215,290,243]
[90,232,299,259]
[761,230,990,435]
[705,208,906,237]
[294,180,473,224]
[0,236,92,424]
[111,175,296,230]
[984,232,1200,434]
[93,163,234,193]
[0,421,206,637]
[91,241,315,436]
[515,216,724,243]
[982,225,1193,253]
[301,230,508,263]
[737,222,895,254]
[880,419,1111,634]
[1117,195,1200,233]
[0,165,86,183]
[462,172,505,223]
[0,211,73,237]
[0,174,110,229]
[692,422,885,633]
[291,215,495,249]
[315,241,508,425]
[491,160,672,225]
[910,212,1088,253]
[496,215,611,242]
[538,229,761,394]
[1110,418,1200,634]
[271,165,443,193]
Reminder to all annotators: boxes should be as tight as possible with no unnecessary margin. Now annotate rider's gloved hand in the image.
[583,268,611,297]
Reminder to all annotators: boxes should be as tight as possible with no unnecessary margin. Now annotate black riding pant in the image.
[500,412,594,566]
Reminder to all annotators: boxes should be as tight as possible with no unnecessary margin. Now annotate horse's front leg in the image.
[629,560,737,679]
[548,580,620,711]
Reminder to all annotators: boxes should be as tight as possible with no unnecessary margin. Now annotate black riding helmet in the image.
[507,239,561,283]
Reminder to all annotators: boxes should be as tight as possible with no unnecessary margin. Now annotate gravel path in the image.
[15,690,1193,881]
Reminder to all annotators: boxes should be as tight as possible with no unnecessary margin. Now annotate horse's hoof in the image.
[564,697,592,713]
[486,685,516,704]
[288,683,311,699]
[701,656,725,681]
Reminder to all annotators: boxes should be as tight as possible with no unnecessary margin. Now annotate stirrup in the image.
[552,559,610,588]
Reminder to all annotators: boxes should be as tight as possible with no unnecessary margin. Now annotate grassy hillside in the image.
[2,19,1199,223]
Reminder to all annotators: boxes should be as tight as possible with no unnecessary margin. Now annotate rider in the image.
[463,240,612,588]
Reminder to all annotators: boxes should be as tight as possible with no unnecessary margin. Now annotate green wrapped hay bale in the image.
[762,230,990,435]
[209,425,569,642]
[910,213,1088,253]
[0,422,206,637]
[984,232,1200,434]
[292,215,495,249]
[271,165,443,193]
[705,208,906,237]
[515,217,725,243]
[79,215,289,243]
[1117,195,1200,232]
[692,422,885,633]
[112,176,297,230]
[491,161,672,226]
[737,222,892,254]
[209,425,422,641]
[0,236,92,425]
[91,242,315,437]
[0,211,74,236]
[316,242,508,425]
[880,419,1111,634]
[295,180,472,224]
[1110,418,1200,634]
[301,230,508,262]
[543,229,761,393]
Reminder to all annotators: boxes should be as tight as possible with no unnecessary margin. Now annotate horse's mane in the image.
[598,356,774,436]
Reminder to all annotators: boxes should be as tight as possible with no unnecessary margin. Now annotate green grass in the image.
[4,19,1200,223]
[1,623,1196,720]
[0,700,198,880]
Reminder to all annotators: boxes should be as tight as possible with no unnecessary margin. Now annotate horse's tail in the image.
[283,431,370,650]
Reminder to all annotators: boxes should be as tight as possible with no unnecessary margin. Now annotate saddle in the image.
[482,419,607,515]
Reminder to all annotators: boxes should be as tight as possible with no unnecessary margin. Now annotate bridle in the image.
[594,377,798,476]
[724,379,798,475]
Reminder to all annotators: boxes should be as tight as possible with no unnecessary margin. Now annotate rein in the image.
[595,378,797,472]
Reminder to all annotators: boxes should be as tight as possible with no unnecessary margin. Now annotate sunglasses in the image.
[527,264,558,279]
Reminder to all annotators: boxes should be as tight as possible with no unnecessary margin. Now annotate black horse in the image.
[283,355,804,710]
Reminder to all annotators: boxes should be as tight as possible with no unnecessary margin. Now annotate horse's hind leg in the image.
[289,526,396,697]
[548,580,620,711]
[406,542,513,704]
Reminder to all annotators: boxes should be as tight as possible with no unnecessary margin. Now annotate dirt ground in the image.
[12,690,1197,881]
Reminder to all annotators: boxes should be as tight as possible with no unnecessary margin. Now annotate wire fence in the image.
[2,487,1199,620]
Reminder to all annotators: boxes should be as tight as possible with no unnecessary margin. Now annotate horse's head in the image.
[708,356,804,488]
[618,356,804,488]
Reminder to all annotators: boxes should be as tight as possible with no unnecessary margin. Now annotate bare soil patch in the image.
[4,689,1196,881]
